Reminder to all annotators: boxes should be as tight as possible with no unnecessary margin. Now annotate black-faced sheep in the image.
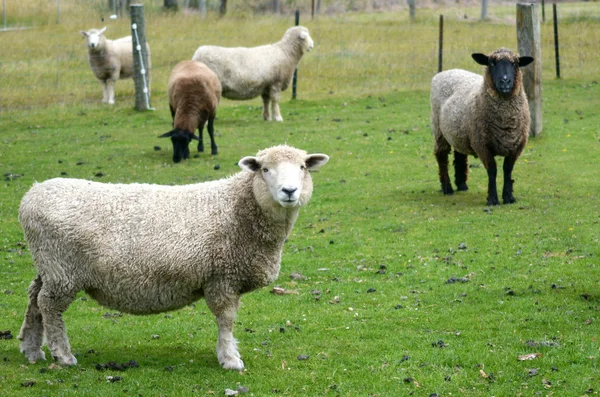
[80,27,151,104]
[430,48,534,205]
[160,60,221,163]
[191,26,314,122]
[17,145,329,370]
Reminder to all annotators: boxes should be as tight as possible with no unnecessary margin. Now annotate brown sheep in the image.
[160,60,221,163]
[430,48,534,205]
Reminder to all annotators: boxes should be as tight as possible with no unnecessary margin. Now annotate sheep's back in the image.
[168,61,221,116]
[18,176,268,313]
[192,44,289,100]
[431,69,482,154]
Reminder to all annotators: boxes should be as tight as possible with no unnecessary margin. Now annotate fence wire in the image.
[1,1,599,111]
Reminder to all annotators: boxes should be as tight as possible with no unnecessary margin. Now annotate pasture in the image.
[1,1,600,396]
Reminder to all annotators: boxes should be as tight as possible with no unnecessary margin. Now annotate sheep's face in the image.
[159,128,199,163]
[239,145,329,209]
[80,27,107,50]
[287,26,314,53]
[472,48,534,97]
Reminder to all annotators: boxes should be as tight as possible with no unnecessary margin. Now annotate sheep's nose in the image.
[501,75,511,84]
[282,187,297,197]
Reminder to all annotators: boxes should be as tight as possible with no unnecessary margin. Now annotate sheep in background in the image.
[80,27,151,104]
[17,145,329,370]
[160,60,221,163]
[430,47,534,206]
[192,26,314,121]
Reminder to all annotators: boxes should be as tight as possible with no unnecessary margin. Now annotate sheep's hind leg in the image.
[453,151,469,191]
[37,283,78,366]
[18,275,46,363]
[206,291,243,370]
[261,93,271,121]
[502,155,517,204]
[434,137,454,195]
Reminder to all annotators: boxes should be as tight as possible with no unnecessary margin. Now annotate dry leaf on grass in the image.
[518,353,542,361]
[271,287,299,295]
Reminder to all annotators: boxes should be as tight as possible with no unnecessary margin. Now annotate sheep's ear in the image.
[190,134,200,141]
[305,154,329,171]
[99,26,107,35]
[239,156,261,172]
[159,131,175,138]
[299,31,308,40]
[80,31,89,38]
[472,53,489,66]
[518,56,534,67]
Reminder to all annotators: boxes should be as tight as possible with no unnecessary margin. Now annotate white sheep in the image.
[80,27,151,104]
[17,145,329,370]
[192,26,314,122]
[160,60,222,163]
[430,47,534,205]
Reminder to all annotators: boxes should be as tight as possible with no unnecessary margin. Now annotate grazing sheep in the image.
[160,60,221,163]
[430,48,534,205]
[80,27,151,104]
[17,145,329,370]
[192,26,314,121]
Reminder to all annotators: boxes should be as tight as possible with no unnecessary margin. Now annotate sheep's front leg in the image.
[101,81,109,104]
[482,155,500,206]
[206,118,218,155]
[270,88,283,122]
[261,93,271,121]
[106,79,115,105]
[502,155,517,204]
[453,151,469,191]
[206,291,243,370]
[18,276,46,363]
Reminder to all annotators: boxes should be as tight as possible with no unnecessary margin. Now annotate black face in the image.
[489,58,517,95]
[159,128,199,163]
[472,52,534,96]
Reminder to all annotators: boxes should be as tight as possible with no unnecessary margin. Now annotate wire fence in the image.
[1,1,599,112]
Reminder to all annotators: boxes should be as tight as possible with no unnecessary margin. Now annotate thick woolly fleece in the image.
[168,60,221,135]
[17,145,328,370]
[162,60,222,160]
[80,28,151,104]
[430,48,530,204]
[192,26,313,121]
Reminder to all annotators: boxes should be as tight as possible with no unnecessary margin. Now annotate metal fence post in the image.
[292,9,299,100]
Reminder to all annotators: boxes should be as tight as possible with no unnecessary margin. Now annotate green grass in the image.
[2,4,600,397]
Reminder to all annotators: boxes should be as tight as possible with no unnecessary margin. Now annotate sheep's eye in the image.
[262,168,269,173]
[300,165,306,171]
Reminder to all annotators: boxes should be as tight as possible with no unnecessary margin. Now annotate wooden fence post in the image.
[130,4,152,111]
[517,3,542,137]
[408,0,415,21]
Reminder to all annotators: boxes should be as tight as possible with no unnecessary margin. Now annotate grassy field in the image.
[1,2,600,396]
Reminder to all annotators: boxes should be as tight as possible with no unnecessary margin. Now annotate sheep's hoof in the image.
[54,354,77,366]
[220,356,244,371]
[486,197,500,206]
[503,195,516,204]
[441,184,454,195]
[24,349,46,364]
[456,183,468,191]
